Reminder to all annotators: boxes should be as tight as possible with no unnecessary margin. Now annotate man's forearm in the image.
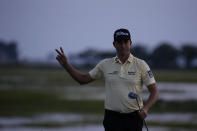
[143,84,159,112]
[63,62,93,85]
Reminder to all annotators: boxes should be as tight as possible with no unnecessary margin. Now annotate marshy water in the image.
[1,82,197,131]
[63,82,197,101]
[1,112,197,131]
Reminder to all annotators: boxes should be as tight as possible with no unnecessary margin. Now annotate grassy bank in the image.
[0,67,197,117]
[0,67,197,89]
[0,89,104,117]
[1,89,197,117]
[154,69,197,83]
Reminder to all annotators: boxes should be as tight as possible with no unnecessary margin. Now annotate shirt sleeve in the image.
[88,60,105,80]
[141,60,156,86]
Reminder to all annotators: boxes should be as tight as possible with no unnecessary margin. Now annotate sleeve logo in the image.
[147,70,153,78]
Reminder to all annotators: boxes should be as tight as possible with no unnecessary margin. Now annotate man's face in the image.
[113,40,131,56]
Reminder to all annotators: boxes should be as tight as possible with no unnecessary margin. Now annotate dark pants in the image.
[103,109,143,131]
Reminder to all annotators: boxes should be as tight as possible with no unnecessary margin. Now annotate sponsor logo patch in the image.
[128,71,136,75]
[147,70,153,78]
[108,71,118,75]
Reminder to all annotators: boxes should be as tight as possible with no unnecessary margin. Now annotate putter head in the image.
[128,92,138,99]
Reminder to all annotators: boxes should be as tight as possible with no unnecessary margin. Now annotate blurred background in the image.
[0,0,197,131]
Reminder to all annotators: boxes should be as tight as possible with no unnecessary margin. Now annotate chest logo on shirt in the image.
[128,71,136,75]
[147,70,153,78]
[108,71,118,75]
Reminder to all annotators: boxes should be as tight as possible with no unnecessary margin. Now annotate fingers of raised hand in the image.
[55,47,67,65]
[60,47,64,54]
[55,47,66,58]
[55,49,63,56]
[56,54,60,60]
[56,55,62,62]
[56,55,64,66]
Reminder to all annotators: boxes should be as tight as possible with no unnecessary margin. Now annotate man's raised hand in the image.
[55,47,68,67]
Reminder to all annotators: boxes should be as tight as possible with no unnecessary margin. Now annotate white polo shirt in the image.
[89,54,156,113]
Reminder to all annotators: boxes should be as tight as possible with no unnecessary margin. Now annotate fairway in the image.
[0,67,197,130]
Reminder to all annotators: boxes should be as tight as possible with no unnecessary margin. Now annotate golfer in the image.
[55,28,159,131]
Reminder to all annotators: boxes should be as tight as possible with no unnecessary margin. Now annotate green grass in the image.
[148,121,197,129]
[0,67,197,86]
[1,67,197,130]
[0,89,104,117]
[1,89,197,117]
[0,67,197,88]
[0,67,197,117]
[150,100,197,113]
[0,67,104,87]
[154,69,197,83]
[17,121,197,129]
[22,120,102,128]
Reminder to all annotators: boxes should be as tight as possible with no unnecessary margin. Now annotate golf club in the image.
[128,92,149,131]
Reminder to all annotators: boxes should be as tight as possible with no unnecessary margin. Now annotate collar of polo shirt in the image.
[114,53,133,64]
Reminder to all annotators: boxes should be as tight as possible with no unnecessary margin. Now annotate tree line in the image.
[0,40,197,69]
[69,42,197,69]
[0,41,18,63]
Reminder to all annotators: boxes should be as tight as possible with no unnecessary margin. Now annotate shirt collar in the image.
[114,53,133,64]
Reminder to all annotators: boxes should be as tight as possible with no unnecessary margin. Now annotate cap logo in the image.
[115,32,129,37]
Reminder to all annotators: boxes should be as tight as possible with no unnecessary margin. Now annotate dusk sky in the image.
[0,0,197,60]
